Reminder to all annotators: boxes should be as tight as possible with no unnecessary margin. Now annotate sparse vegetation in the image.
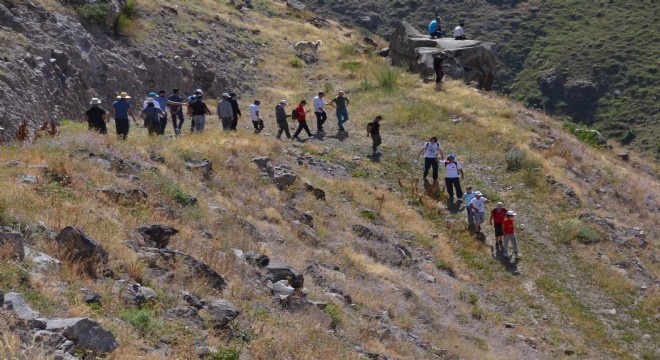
[77,3,110,26]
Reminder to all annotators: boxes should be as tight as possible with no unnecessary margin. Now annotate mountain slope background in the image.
[300,0,660,157]
[0,0,658,359]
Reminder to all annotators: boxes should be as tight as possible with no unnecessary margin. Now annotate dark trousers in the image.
[371,134,381,152]
[429,30,443,38]
[231,114,239,131]
[455,35,466,40]
[294,120,312,137]
[171,110,184,131]
[252,120,264,132]
[445,177,463,198]
[89,120,107,135]
[115,118,129,140]
[190,115,195,132]
[424,157,439,181]
[315,112,327,132]
[435,69,444,83]
[276,120,291,139]
[148,120,161,136]
[158,114,168,135]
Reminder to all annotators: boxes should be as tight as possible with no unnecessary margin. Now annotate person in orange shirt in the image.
[502,211,520,259]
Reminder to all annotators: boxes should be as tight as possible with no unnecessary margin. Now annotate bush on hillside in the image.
[504,149,526,171]
[557,219,602,245]
[114,0,138,35]
[78,3,110,26]
[375,66,402,92]
[288,57,304,68]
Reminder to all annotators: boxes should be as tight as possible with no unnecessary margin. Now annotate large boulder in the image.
[24,330,75,357]
[46,317,119,354]
[3,292,47,329]
[205,300,240,328]
[0,231,25,260]
[185,159,213,181]
[137,224,179,248]
[389,21,496,90]
[55,226,109,265]
[265,261,304,289]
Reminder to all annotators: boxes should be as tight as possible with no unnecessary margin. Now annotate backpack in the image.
[291,108,298,120]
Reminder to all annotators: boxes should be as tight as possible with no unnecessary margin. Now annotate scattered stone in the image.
[564,349,575,355]
[286,0,305,11]
[19,174,37,184]
[46,318,119,354]
[205,300,240,328]
[351,224,387,242]
[376,47,390,57]
[304,182,326,200]
[0,231,25,260]
[616,153,630,161]
[84,293,102,305]
[25,246,61,273]
[3,292,47,329]
[265,261,304,289]
[308,17,329,28]
[137,224,179,249]
[164,306,204,327]
[55,226,109,268]
[273,165,297,190]
[245,251,270,268]
[183,292,204,310]
[641,334,652,341]
[124,284,157,306]
[185,159,213,181]
[504,322,517,328]
[272,280,295,298]
[100,187,148,204]
[415,271,436,283]
[26,330,75,357]
[402,288,415,300]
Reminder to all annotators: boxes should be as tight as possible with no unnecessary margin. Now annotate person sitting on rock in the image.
[428,17,445,38]
[454,21,466,40]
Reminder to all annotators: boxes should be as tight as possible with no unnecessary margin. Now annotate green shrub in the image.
[288,56,304,68]
[358,77,373,92]
[504,149,526,171]
[323,304,343,328]
[340,61,363,72]
[375,66,402,92]
[351,170,368,178]
[358,209,377,220]
[557,219,602,245]
[122,308,162,335]
[338,44,357,57]
[114,0,138,35]
[459,290,479,305]
[78,3,110,26]
[207,348,240,360]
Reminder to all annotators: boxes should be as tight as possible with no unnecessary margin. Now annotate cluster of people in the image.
[428,17,467,40]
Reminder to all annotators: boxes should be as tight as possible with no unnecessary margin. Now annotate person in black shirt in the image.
[229,92,241,131]
[85,98,108,134]
[189,95,212,132]
[367,115,383,155]
[433,52,447,84]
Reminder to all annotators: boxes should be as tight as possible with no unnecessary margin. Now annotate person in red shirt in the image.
[489,202,508,251]
[502,211,520,259]
[293,100,313,140]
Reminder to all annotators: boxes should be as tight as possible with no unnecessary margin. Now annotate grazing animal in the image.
[294,40,323,58]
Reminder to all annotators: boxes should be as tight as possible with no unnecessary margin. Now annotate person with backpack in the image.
[366,115,383,156]
[443,154,464,199]
[417,137,444,182]
[489,202,509,251]
[85,98,108,134]
[140,98,164,135]
[217,93,234,131]
[293,100,313,140]
[502,211,520,259]
[275,100,292,140]
[469,191,490,236]
[109,91,136,140]
[187,89,203,133]
[313,91,328,133]
[229,92,242,131]
[249,100,264,133]
[188,94,212,132]
[330,91,350,133]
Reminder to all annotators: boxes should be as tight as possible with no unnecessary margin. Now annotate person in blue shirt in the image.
[109,91,136,140]
[168,88,186,135]
[464,186,476,232]
[155,90,186,136]
[428,17,445,38]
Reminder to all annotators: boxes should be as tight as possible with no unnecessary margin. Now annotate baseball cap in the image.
[222,93,230,98]
[195,89,203,94]
[280,100,288,104]
[148,92,157,97]
[507,211,517,216]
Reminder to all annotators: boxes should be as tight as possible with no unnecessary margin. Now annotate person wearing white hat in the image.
[275,100,292,140]
[187,89,204,133]
[85,98,108,134]
[489,201,508,251]
[469,191,490,236]
[110,91,136,140]
[502,210,520,259]
[140,98,164,135]
[217,93,234,131]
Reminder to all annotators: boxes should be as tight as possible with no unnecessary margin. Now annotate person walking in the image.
[464,186,476,232]
[293,100,313,139]
[275,100,292,140]
[109,91,136,140]
[217,93,234,131]
[454,21,466,40]
[140,98,164,136]
[155,90,186,136]
[249,100,264,133]
[229,92,241,131]
[502,211,520,259]
[418,137,444,183]
[469,191,490,236]
[85,98,108,134]
[330,91,350,133]
[187,89,203,133]
[313,91,328,133]
[367,115,383,156]
[189,94,211,133]
[168,88,186,135]
[443,154,464,199]
[433,52,446,84]
[489,202,509,251]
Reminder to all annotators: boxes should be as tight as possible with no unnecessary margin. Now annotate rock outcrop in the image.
[46,317,119,354]
[389,21,496,90]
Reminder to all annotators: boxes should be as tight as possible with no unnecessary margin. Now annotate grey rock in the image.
[272,165,297,190]
[185,159,213,181]
[351,224,386,242]
[304,182,326,200]
[137,224,179,248]
[504,322,517,328]
[19,174,37,184]
[286,0,305,11]
[183,292,204,309]
[205,300,240,328]
[55,227,109,270]
[273,280,295,297]
[4,292,47,329]
[617,152,630,161]
[415,271,436,283]
[164,306,204,327]
[100,186,148,204]
[124,284,157,306]
[0,231,25,260]
[266,261,304,288]
[25,246,61,273]
[46,318,119,354]
[26,330,75,356]
[244,251,270,268]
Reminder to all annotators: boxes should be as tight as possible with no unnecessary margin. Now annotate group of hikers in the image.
[428,16,467,40]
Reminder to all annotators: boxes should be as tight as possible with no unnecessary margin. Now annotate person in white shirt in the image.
[313,91,328,133]
[469,191,490,235]
[454,21,466,40]
[249,100,264,133]
[443,154,465,199]
[417,137,444,183]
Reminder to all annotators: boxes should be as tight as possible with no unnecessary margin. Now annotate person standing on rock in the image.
[489,202,508,251]
[85,98,108,134]
[367,115,383,156]
[313,91,329,133]
[433,52,447,84]
[168,88,186,136]
[217,93,234,131]
[140,98,163,136]
[418,136,444,183]
[502,211,520,259]
[229,92,242,131]
[249,100,264,133]
[293,100,313,140]
[428,17,445,38]
[331,91,350,133]
[454,21,466,40]
[464,186,476,231]
[109,91,136,140]
[275,100,292,140]
[469,191,490,236]
[189,94,212,133]
[443,154,464,199]
[187,89,203,133]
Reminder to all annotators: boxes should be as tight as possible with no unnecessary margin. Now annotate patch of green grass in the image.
[374,66,402,92]
[77,3,110,26]
[556,219,602,245]
[206,348,240,360]
[146,170,197,206]
[323,304,343,328]
[358,209,378,220]
[288,57,304,68]
[337,44,357,57]
[351,170,369,178]
[114,0,139,35]
[121,308,163,336]
[459,290,479,305]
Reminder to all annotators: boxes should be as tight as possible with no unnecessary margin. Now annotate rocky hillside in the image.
[0,1,658,359]
[299,0,660,157]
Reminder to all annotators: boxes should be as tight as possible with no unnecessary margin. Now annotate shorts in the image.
[475,212,485,224]
[494,223,503,237]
